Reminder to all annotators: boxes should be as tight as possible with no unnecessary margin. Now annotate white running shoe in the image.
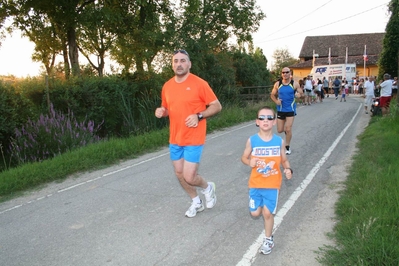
[202,182,217,208]
[260,236,274,255]
[286,147,291,155]
[185,201,205,218]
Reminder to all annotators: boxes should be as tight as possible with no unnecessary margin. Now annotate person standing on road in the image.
[303,75,313,105]
[241,106,293,255]
[270,67,302,155]
[323,77,329,98]
[340,80,348,102]
[364,76,375,114]
[377,73,393,116]
[333,76,341,99]
[155,49,222,218]
[358,78,365,95]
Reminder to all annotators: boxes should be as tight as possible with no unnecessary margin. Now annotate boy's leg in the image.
[262,206,274,237]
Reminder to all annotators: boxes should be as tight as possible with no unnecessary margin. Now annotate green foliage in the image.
[9,103,102,165]
[378,0,399,79]
[271,48,299,81]
[0,81,37,170]
[232,48,271,87]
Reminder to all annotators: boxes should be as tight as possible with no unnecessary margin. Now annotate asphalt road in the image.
[0,94,370,266]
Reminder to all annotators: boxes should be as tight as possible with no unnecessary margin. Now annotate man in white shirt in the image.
[303,75,313,105]
[364,76,375,114]
[378,73,393,116]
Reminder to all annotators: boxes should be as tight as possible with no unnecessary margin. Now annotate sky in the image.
[253,0,390,68]
[0,0,391,77]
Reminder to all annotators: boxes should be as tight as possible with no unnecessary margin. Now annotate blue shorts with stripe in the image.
[249,188,279,214]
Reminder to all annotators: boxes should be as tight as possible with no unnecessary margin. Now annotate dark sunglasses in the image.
[174,49,189,56]
[282,71,290,74]
[257,115,275,121]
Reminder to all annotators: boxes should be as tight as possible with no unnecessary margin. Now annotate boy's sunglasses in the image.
[257,115,275,121]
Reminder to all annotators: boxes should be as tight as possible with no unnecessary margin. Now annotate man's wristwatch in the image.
[286,168,293,174]
[197,113,203,121]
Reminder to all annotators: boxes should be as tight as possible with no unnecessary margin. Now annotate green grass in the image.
[316,110,399,265]
[0,102,263,200]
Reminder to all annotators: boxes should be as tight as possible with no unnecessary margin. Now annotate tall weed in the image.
[9,103,102,164]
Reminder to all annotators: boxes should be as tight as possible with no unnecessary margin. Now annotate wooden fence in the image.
[238,85,273,102]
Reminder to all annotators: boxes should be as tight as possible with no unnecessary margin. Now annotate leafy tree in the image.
[271,48,299,81]
[108,0,175,74]
[175,0,265,58]
[77,1,116,77]
[233,47,271,87]
[3,0,96,78]
[378,0,399,79]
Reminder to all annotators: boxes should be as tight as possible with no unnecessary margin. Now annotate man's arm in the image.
[201,99,222,118]
[270,82,280,104]
[155,106,169,118]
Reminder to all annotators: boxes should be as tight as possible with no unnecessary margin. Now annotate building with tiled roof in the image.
[290,32,385,80]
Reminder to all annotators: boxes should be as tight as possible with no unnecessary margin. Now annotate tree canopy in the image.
[378,0,399,79]
[1,0,266,79]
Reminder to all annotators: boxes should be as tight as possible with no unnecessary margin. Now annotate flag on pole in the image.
[328,47,331,65]
[363,45,368,62]
[345,47,348,64]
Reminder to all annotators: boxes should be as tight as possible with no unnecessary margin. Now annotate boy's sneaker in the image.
[185,200,205,218]
[202,182,217,208]
[285,147,291,155]
[260,236,274,255]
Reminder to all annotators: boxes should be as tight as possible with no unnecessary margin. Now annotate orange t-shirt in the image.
[161,73,218,146]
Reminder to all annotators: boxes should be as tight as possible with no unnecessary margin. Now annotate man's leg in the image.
[284,116,294,146]
[276,118,285,134]
[172,159,201,199]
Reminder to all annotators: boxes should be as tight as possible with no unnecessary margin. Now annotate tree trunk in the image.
[67,27,80,77]
[62,43,70,80]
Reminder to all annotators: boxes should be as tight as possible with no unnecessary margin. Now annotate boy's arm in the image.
[281,141,293,179]
[241,138,257,167]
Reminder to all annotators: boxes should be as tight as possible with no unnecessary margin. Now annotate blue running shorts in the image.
[169,144,204,163]
[249,188,279,214]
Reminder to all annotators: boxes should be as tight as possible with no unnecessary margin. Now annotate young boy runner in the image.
[241,106,293,255]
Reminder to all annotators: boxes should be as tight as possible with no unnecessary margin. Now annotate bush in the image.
[8,103,102,165]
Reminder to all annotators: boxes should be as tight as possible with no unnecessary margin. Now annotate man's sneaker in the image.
[202,182,217,208]
[185,201,205,218]
[260,236,274,255]
[286,147,291,155]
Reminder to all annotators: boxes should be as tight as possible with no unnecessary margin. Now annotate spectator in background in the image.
[340,80,348,102]
[317,78,323,102]
[392,76,398,100]
[333,77,341,99]
[323,77,329,98]
[298,78,305,105]
[303,75,313,105]
[364,76,375,114]
[358,78,364,95]
[353,77,358,94]
[377,73,393,116]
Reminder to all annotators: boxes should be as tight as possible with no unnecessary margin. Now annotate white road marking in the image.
[236,104,362,265]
